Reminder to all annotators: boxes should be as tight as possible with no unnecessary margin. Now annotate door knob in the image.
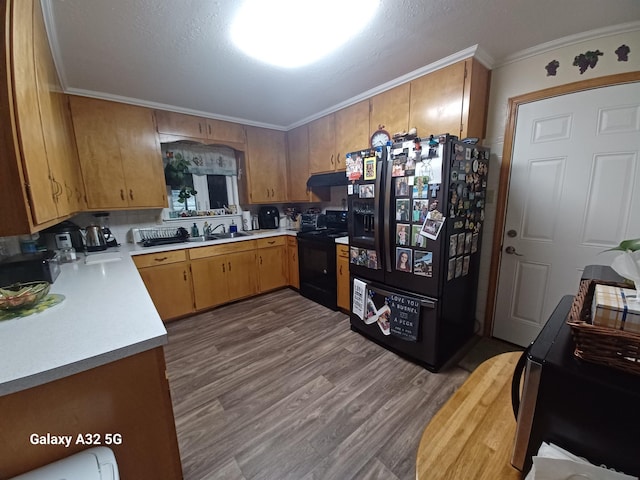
[507,229,517,238]
[504,246,523,256]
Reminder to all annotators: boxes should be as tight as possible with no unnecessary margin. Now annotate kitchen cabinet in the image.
[334,100,370,166]
[70,96,167,210]
[309,100,370,175]
[243,126,287,204]
[409,58,490,140]
[257,237,287,292]
[287,236,299,289]
[0,347,183,479]
[155,110,246,148]
[189,240,258,310]
[0,0,85,235]
[286,125,329,203]
[370,83,410,139]
[337,244,350,311]
[133,250,194,321]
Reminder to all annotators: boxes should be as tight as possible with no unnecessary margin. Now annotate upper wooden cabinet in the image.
[155,110,245,148]
[0,0,85,235]
[308,100,369,175]
[370,83,410,139]
[286,125,329,203]
[334,100,370,166]
[409,59,490,140]
[242,126,287,204]
[70,96,167,210]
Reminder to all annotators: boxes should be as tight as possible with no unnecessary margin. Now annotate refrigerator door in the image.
[382,137,452,297]
[348,148,386,283]
[349,277,440,369]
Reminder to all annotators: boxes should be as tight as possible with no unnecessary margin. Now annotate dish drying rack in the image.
[136,227,189,247]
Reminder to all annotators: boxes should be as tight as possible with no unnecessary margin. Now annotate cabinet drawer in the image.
[133,249,187,268]
[337,245,350,258]
[257,236,286,249]
[188,240,257,260]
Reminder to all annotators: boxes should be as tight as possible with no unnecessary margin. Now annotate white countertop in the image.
[0,227,340,396]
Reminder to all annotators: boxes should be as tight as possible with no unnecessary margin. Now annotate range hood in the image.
[306,172,349,188]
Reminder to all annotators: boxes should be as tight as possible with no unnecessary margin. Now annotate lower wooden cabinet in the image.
[287,236,299,289]
[134,236,292,321]
[257,237,287,292]
[337,244,350,311]
[189,241,258,310]
[133,250,194,321]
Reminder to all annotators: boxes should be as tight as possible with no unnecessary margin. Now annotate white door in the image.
[493,82,640,346]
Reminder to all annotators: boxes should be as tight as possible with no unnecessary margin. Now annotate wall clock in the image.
[371,128,390,147]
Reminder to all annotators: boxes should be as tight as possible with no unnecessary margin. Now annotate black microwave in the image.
[511,290,640,477]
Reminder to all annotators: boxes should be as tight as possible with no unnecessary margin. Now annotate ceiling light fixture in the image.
[230,0,380,68]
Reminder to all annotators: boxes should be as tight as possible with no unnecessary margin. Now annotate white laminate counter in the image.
[0,228,298,396]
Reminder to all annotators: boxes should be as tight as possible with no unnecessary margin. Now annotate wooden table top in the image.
[416,351,523,480]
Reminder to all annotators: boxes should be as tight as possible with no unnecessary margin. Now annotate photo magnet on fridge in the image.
[413,251,433,277]
[363,155,376,180]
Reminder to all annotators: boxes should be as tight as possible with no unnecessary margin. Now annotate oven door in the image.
[298,236,337,310]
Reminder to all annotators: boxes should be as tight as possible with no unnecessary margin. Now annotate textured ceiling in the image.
[44,0,640,129]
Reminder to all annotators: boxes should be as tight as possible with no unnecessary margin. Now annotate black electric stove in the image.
[297,210,348,310]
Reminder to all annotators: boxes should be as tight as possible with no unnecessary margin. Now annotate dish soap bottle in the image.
[191,222,200,237]
[229,219,237,233]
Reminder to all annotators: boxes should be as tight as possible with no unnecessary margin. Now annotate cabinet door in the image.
[409,61,466,139]
[191,257,229,310]
[370,84,410,139]
[286,125,312,202]
[206,119,245,146]
[334,100,370,169]
[287,237,299,289]
[226,250,259,301]
[70,96,129,208]
[33,1,86,216]
[11,0,58,225]
[308,114,336,174]
[337,245,350,310]
[116,104,166,207]
[245,126,287,203]
[138,263,194,321]
[460,58,490,141]
[155,110,206,139]
[258,239,287,292]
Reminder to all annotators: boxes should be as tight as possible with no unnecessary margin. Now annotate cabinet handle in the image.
[268,240,275,245]
[183,270,187,281]
[293,253,296,261]
[228,262,231,272]
[199,123,203,134]
[154,257,168,262]
[51,178,62,199]
[330,154,334,166]
[222,263,226,273]
[129,189,134,200]
[336,153,341,166]
[271,188,275,197]
[266,188,270,198]
[339,265,342,275]
[260,256,263,265]
[208,124,212,135]
[120,189,125,201]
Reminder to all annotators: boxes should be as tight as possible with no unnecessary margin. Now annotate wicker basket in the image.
[567,279,640,376]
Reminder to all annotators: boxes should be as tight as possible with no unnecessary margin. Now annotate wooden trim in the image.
[484,71,640,337]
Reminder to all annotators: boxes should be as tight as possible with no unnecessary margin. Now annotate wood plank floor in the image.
[164,289,471,480]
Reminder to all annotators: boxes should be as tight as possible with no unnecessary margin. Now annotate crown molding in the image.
[64,88,287,131]
[495,21,640,68]
[287,45,485,129]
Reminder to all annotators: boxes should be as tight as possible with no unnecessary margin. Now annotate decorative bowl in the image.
[0,281,51,310]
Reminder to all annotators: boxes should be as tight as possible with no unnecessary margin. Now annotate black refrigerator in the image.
[347,134,490,371]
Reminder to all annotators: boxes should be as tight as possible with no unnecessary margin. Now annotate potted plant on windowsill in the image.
[164,153,197,207]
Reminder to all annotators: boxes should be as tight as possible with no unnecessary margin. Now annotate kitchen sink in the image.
[205,231,252,240]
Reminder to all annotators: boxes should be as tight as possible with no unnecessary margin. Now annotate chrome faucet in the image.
[210,224,226,234]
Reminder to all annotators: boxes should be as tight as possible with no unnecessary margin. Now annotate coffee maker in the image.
[258,206,280,229]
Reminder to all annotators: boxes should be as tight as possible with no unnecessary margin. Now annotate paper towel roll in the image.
[242,211,252,231]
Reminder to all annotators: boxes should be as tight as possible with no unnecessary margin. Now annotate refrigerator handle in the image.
[365,282,436,309]
[373,158,383,257]
[383,151,393,272]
